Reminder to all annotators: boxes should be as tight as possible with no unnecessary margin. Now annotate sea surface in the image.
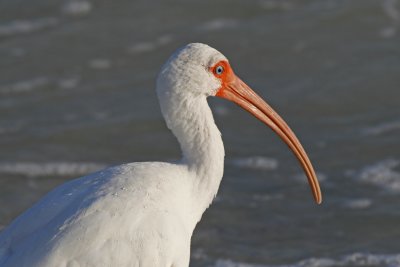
[1,0,400,266]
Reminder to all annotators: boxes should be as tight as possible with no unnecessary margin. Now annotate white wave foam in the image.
[0,162,107,177]
[157,35,173,45]
[353,159,400,192]
[0,18,58,37]
[380,0,399,38]
[229,157,278,171]
[128,35,173,54]
[213,252,400,267]
[383,0,400,22]
[199,19,238,31]
[0,76,82,94]
[192,248,209,261]
[88,58,111,70]
[342,198,372,209]
[58,77,80,89]
[252,193,284,202]
[380,26,397,38]
[0,77,49,94]
[129,42,157,53]
[362,120,400,136]
[292,172,327,183]
[214,259,265,267]
[62,1,92,16]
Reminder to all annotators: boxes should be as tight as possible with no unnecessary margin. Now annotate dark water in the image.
[1,0,400,266]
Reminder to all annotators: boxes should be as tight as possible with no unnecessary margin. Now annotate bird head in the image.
[157,43,227,97]
[157,43,322,204]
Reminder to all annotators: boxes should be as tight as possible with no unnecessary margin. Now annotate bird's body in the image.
[0,163,199,266]
[0,43,321,267]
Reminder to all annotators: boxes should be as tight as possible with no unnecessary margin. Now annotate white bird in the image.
[0,43,322,267]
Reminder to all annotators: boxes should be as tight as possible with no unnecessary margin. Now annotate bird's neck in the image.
[159,92,225,223]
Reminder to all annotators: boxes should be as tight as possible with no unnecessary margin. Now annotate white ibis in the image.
[0,43,322,267]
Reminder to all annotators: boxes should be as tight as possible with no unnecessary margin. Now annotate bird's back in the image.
[0,162,193,267]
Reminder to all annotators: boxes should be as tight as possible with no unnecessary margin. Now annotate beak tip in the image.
[315,192,323,205]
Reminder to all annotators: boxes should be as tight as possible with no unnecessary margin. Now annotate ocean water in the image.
[0,0,400,266]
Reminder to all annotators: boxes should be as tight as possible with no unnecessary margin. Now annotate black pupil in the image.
[216,66,223,74]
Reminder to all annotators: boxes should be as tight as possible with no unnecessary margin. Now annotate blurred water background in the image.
[1,0,400,266]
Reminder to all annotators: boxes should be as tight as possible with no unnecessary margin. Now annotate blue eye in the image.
[215,65,224,75]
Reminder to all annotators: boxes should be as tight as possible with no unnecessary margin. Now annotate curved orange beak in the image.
[216,67,322,204]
